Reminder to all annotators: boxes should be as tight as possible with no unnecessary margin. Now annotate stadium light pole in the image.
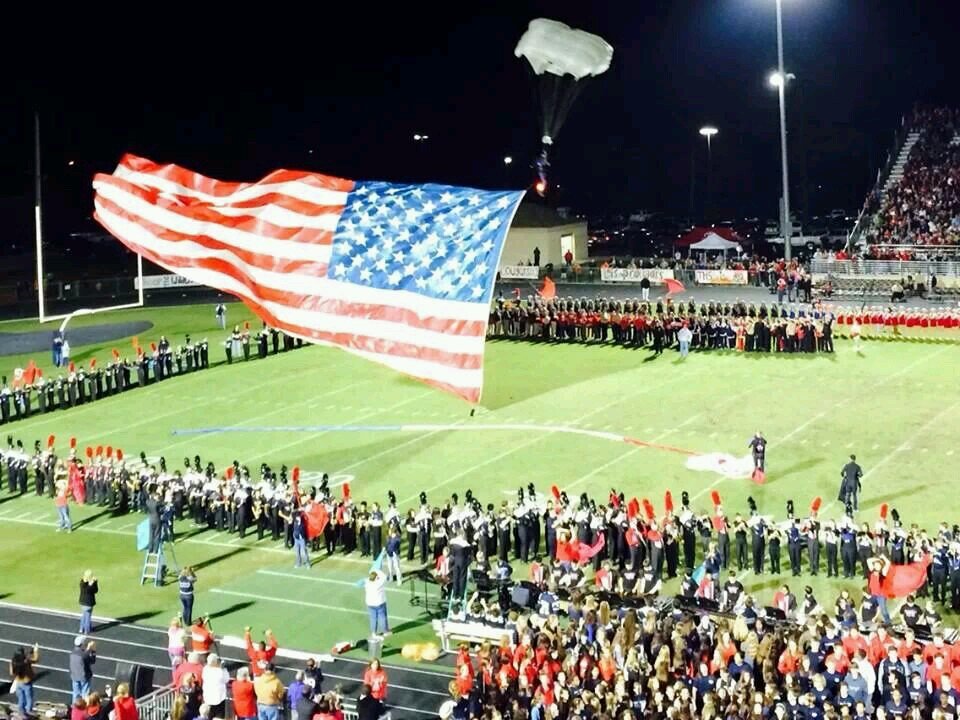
[34,111,46,322]
[699,127,718,222]
[771,0,793,262]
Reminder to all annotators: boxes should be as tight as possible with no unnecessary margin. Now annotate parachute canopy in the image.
[515,19,613,81]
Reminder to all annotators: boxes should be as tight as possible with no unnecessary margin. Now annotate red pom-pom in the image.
[608,491,621,508]
[664,490,674,514]
[225,466,234,480]
[117,449,124,461]
[627,498,639,520]
[85,447,93,459]
[342,482,351,500]
[292,466,300,483]
[68,361,76,373]
[47,434,55,449]
[89,358,97,369]
[880,503,888,521]
[150,342,157,352]
[642,498,655,521]
[551,485,561,501]
[112,348,120,360]
[95,445,103,457]
[106,446,113,459]
[810,496,822,513]
[70,437,77,450]
[710,490,722,508]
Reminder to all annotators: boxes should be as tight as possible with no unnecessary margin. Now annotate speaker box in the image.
[115,662,155,699]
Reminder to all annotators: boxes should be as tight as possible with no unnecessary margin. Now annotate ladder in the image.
[140,540,180,586]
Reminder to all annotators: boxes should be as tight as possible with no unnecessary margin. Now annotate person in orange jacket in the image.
[190,617,214,659]
[244,627,278,676]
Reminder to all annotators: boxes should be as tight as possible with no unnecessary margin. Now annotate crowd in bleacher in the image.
[866,107,960,256]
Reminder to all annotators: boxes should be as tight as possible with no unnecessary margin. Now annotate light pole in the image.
[771,0,793,261]
[699,126,718,222]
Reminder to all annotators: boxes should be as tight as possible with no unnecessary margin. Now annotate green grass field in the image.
[1,302,959,661]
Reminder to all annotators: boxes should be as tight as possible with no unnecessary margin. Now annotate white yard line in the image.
[210,588,419,621]
[257,569,409,595]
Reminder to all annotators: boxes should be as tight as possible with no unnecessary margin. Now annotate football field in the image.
[1,302,959,661]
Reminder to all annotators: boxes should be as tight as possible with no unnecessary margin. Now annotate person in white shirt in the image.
[364,569,390,638]
[678,323,693,358]
[201,654,230,719]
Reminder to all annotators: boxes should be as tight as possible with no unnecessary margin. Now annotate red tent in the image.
[675,226,741,248]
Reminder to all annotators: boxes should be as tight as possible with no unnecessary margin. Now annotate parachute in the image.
[515,18,613,193]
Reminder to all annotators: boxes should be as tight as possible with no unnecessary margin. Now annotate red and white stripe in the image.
[93,155,491,402]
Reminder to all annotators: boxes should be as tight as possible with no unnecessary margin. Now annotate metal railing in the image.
[810,258,960,277]
[135,685,358,720]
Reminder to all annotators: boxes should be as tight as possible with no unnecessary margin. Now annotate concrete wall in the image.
[500,222,589,267]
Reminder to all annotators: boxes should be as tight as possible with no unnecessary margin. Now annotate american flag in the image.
[93,155,525,403]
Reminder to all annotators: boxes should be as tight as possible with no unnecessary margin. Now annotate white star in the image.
[391,195,406,208]
[443,258,460,275]
[392,249,406,263]
[414,276,428,289]
[365,246,379,261]
[442,223,457,236]
[375,258,388,272]
[468,195,482,206]
[397,228,411,243]
[487,218,502,230]
[387,269,403,286]
[388,216,402,229]
[381,235,397,251]
[350,201,365,212]
[475,206,491,219]
[353,233,368,247]
[359,268,372,282]
[450,205,464,215]
[336,241,352,255]
[459,214,474,229]
[440,191,455,203]
[356,186,369,195]
[333,265,347,277]
[496,196,511,209]
[419,255,433,270]
[411,188,424,199]
[434,244,448,258]
[463,248,479,265]
[367,191,380,202]
[385,187,400,195]
[422,200,437,214]
[423,232,441,247]
[471,285,485,298]
[350,255,365,268]
[404,208,421,222]
[481,239,495,252]
[404,261,418,276]
[370,226,385,237]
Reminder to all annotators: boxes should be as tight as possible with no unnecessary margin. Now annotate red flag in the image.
[68,361,76,374]
[305,504,329,540]
[291,466,301,506]
[85,447,93,459]
[664,491,674,514]
[576,532,605,564]
[117,449,124,461]
[112,348,120,361]
[93,155,524,404]
[664,278,686,296]
[539,276,557,300]
[342,482,351,500]
[875,556,932,598]
[47,435,56,449]
[89,358,97,370]
[69,462,86,504]
[70,437,77,450]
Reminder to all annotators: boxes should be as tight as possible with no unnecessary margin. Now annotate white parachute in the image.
[515,18,613,191]
[685,453,756,480]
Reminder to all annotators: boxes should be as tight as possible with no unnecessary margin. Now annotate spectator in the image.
[173,651,204,687]
[356,683,386,720]
[253,662,285,720]
[71,697,88,720]
[112,683,139,720]
[362,659,388,702]
[79,569,99,634]
[231,667,257,720]
[244,627,278,676]
[9,642,40,715]
[190,617,215,660]
[303,656,324,694]
[287,670,307,720]
[364,570,390,638]
[70,637,97,703]
[201,654,230,719]
[168,617,187,668]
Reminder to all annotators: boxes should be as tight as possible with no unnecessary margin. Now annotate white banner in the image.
[499,265,540,280]
[134,274,203,290]
[694,269,748,286]
[600,267,675,284]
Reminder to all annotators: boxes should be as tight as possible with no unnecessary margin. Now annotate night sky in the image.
[2,1,959,244]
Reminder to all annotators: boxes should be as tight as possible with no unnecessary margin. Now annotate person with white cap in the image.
[70,637,97,702]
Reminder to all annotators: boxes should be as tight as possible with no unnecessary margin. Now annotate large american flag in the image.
[93,155,525,403]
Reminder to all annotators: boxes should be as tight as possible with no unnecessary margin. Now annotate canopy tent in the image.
[675,226,741,247]
[689,232,739,251]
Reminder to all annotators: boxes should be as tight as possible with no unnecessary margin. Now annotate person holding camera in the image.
[179,567,197,625]
[9,642,40,715]
[79,569,99,634]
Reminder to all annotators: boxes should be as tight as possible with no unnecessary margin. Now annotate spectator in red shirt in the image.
[245,627,278,677]
[173,652,204,688]
[231,667,257,720]
[112,683,138,720]
[362,659,387,701]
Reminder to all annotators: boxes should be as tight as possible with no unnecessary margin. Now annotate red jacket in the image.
[113,696,139,720]
[245,631,278,676]
[363,668,387,700]
[232,679,257,719]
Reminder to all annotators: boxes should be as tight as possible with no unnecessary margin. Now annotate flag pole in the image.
[34,111,47,322]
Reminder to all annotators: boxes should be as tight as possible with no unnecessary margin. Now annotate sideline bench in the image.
[432,619,512,653]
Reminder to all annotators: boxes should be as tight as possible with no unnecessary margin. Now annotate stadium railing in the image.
[135,684,359,720]
[810,258,960,278]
